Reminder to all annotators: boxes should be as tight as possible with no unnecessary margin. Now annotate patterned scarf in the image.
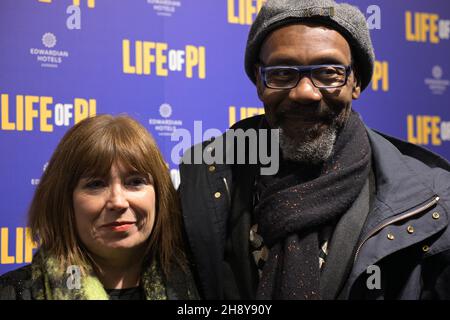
[254,111,371,300]
[29,250,194,300]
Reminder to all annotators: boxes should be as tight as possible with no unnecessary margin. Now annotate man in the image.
[179,0,450,300]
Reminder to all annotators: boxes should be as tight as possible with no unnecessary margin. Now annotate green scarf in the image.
[29,250,178,300]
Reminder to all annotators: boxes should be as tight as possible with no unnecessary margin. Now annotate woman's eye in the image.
[85,179,105,189]
[127,177,147,187]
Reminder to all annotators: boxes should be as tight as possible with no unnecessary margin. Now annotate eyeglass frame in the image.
[259,64,353,89]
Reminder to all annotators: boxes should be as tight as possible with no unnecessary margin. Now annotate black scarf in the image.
[254,111,371,300]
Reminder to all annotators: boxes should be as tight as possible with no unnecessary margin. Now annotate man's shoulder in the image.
[368,128,450,202]
[0,265,33,300]
[0,265,32,284]
[230,114,265,131]
[368,128,450,172]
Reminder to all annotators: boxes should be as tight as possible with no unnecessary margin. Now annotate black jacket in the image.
[179,115,450,300]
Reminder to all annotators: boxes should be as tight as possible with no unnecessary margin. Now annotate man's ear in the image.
[352,69,362,100]
[254,64,264,100]
[352,82,361,99]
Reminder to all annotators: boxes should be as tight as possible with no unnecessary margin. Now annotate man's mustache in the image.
[275,103,335,123]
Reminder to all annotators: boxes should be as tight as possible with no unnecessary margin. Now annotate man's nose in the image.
[106,185,129,210]
[288,76,322,104]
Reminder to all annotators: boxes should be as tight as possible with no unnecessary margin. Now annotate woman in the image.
[0,114,198,300]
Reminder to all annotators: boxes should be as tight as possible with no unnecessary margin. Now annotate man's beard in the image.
[279,124,338,164]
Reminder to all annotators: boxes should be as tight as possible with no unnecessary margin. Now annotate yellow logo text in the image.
[1,94,96,132]
[39,0,95,8]
[372,60,389,92]
[1,228,38,265]
[229,106,264,127]
[405,11,450,43]
[123,40,206,79]
[227,0,266,25]
[407,115,442,146]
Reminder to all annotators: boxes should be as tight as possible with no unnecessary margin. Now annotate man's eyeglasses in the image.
[259,64,352,89]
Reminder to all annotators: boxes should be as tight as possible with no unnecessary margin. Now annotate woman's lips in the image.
[101,221,136,232]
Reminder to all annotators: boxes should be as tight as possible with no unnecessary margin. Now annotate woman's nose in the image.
[106,185,129,210]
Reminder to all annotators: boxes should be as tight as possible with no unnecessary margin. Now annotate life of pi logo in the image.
[406,11,450,43]
[0,228,38,265]
[407,115,450,146]
[123,40,206,79]
[0,94,96,132]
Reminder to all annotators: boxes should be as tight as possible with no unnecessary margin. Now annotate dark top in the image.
[106,287,144,300]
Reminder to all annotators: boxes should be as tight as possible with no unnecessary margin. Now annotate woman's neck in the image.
[90,249,145,290]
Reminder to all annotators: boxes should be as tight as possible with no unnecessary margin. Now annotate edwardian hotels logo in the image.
[30,33,69,68]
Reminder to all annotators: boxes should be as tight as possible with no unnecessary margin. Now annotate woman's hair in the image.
[28,114,186,276]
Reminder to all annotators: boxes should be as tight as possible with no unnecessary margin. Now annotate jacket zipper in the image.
[354,195,440,263]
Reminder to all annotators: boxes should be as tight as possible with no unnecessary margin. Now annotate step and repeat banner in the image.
[0,0,449,275]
